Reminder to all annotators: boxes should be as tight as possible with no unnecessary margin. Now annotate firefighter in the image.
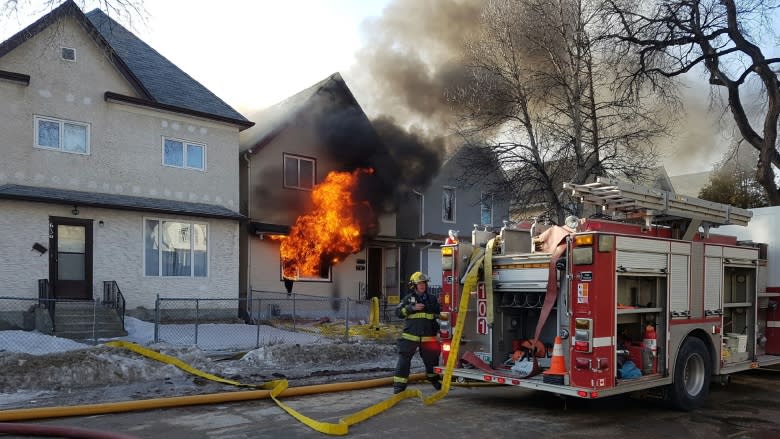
[393,271,442,394]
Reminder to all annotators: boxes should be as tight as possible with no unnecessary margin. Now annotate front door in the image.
[367,247,382,300]
[49,217,93,300]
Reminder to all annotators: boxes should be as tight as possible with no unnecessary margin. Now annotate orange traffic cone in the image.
[543,336,566,385]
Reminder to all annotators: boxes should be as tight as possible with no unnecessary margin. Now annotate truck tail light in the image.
[574,318,593,353]
[442,342,451,352]
[574,341,591,352]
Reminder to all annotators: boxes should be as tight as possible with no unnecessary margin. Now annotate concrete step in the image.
[52,302,127,340]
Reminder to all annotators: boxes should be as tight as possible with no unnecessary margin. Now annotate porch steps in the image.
[53,302,128,340]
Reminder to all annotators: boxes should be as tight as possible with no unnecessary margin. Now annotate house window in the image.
[34,115,89,154]
[442,186,456,223]
[280,261,332,282]
[481,192,493,226]
[144,219,208,277]
[163,137,205,171]
[284,153,315,190]
[61,47,76,61]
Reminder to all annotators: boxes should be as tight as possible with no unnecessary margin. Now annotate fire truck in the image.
[433,178,780,410]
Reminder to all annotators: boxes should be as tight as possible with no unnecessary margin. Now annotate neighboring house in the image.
[0,1,252,313]
[239,73,402,314]
[397,145,511,286]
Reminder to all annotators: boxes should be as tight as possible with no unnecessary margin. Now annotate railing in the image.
[37,278,55,330]
[102,281,126,328]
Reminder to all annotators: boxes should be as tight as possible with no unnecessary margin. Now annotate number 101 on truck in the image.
[434,178,780,410]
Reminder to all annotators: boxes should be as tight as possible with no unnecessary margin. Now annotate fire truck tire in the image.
[669,337,711,411]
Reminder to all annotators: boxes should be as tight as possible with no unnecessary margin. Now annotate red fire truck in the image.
[434,178,780,410]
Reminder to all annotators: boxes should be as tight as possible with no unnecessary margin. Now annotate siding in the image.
[0,200,238,308]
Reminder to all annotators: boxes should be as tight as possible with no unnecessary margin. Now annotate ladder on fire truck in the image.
[563,178,753,240]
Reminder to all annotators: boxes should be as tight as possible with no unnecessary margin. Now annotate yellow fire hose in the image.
[0,254,485,435]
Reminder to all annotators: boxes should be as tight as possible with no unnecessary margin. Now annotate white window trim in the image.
[33,115,90,155]
[161,136,207,171]
[279,265,332,282]
[283,153,316,191]
[481,192,494,226]
[143,217,210,278]
[442,186,457,223]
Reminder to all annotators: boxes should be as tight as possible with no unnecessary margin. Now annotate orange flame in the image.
[279,168,376,279]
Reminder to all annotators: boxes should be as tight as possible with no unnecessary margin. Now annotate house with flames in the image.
[397,144,512,286]
[0,1,252,333]
[239,73,404,315]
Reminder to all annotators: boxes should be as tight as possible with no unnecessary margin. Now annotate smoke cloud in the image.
[349,0,736,177]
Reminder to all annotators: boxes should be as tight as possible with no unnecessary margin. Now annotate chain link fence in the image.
[0,296,125,349]
[0,288,429,353]
[154,292,385,351]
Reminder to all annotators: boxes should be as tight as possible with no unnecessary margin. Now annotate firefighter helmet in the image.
[409,271,430,284]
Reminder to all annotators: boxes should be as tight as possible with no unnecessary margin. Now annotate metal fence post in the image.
[154,294,160,343]
[91,300,98,345]
[345,298,350,340]
[195,299,199,346]
[292,293,296,332]
[255,297,261,349]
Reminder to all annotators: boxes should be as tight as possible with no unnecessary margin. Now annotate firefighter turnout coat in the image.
[396,290,442,340]
[393,289,442,392]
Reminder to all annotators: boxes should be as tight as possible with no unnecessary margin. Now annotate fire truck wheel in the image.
[669,336,711,411]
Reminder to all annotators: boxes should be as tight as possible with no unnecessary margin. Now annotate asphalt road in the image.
[6,369,780,439]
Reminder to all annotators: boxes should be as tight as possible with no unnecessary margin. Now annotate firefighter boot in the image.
[393,384,406,394]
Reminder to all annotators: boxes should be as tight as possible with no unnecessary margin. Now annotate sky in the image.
[0,0,391,113]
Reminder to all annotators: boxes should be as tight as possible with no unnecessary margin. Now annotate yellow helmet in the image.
[409,271,431,284]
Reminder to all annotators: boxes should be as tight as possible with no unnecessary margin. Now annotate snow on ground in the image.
[0,318,410,409]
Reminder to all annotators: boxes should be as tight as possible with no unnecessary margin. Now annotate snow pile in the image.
[0,330,90,355]
[0,347,182,392]
[0,317,403,402]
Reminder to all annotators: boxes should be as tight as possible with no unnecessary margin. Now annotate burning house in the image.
[239,73,422,316]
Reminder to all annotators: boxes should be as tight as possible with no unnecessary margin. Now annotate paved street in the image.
[8,369,780,439]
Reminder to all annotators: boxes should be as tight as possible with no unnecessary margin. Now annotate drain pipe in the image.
[0,373,428,422]
[243,150,253,320]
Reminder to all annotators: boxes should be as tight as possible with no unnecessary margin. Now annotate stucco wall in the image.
[0,200,239,309]
[0,16,240,210]
[248,238,367,300]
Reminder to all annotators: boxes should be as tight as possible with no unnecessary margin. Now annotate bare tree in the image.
[605,0,780,205]
[450,0,666,223]
[2,0,146,29]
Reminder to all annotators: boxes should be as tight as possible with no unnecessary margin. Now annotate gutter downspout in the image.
[243,151,253,318]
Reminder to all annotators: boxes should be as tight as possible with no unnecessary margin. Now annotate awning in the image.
[0,184,244,220]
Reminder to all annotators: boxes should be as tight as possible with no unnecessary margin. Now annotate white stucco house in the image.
[0,1,253,317]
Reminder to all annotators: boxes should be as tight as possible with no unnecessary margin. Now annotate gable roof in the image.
[669,170,712,197]
[0,0,253,130]
[240,72,357,153]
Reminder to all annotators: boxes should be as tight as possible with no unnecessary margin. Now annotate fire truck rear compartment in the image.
[615,274,667,378]
[493,291,559,368]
